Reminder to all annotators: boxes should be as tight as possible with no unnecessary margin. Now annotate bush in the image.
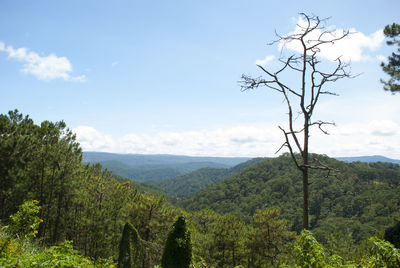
[8,200,41,239]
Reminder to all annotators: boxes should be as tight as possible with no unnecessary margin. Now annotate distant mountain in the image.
[83,152,250,166]
[98,160,183,182]
[336,155,400,165]
[83,152,251,182]
[148,158,268,198]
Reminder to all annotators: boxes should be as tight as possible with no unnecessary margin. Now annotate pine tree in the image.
[118,222,142,268]
[161,216,192,268]
[381,23,400,93]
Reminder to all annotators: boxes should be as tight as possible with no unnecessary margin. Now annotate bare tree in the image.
[240,13,353,230]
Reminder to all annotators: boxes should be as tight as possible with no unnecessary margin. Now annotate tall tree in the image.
[240,13,352,229]
[381,23,400,93]
[161,216,192,268]
[247,208,296,267]
[118,222,142,268]
[211,214,246,268]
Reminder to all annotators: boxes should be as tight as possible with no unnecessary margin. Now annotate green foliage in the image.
[381,23,400,92]
[293,230,328,267]
[2,110,400,267]
[189,210,247,267]
[247,208,296,267]
[291,230,400,268]
[8,200,41,239]
[0,234,106,267]
[0,110,182,267]
[24,241,96,267]
[211,214,246,267]
[0,200,113,267]
[189,209,221,266]
[118,223,142,268]
[366,236,400,267]
[161,216,192,268]
[190,256,209,268]
[151,168,230,198]
[181,154,400,244]
[150,158,266,199]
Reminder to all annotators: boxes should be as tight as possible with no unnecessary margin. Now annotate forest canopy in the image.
[1,110,400,267]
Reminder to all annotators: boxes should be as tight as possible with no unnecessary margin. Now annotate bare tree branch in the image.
[239,13,353,230]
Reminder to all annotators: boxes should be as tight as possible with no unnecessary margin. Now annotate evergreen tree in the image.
[247,208,296,267]
[161,216,192,268]
[118,222,142,268]
[381,23,400,93]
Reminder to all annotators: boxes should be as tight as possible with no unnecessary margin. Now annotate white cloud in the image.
[255,55,275,66]
[279,16,385,62]
[73,120,400,159]
[73,124,283,157]
[0,41,86,82]
[73,126,116,151]
[311,120,400,158]
[111,61,119,67]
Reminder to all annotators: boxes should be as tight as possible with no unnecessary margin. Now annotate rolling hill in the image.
[178,154,400,243]
[148,158,268,198]
[83,152,250,182]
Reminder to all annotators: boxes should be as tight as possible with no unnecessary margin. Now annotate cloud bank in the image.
[0,41,86,82]
[73,120,400,159]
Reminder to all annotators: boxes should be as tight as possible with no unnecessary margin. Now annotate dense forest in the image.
[179,155,400,242]
[148,158,266,198]
[1,110,400,267]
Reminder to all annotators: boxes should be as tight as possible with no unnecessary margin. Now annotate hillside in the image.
[178,154,400,243]
[83,152,250,182]
[148,158,267,198]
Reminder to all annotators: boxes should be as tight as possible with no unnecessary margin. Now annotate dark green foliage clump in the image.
[381,23,400,93]
[384,222,400,248]
[118,223,142,268]
[161,216,192,268]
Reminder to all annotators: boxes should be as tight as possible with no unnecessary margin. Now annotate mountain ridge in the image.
[335,155,400,165]
[83,151,251,182]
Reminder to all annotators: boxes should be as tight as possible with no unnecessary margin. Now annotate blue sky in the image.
[1,0,400,157]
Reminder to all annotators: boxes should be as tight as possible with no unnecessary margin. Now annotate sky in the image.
[1,0,400,158]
